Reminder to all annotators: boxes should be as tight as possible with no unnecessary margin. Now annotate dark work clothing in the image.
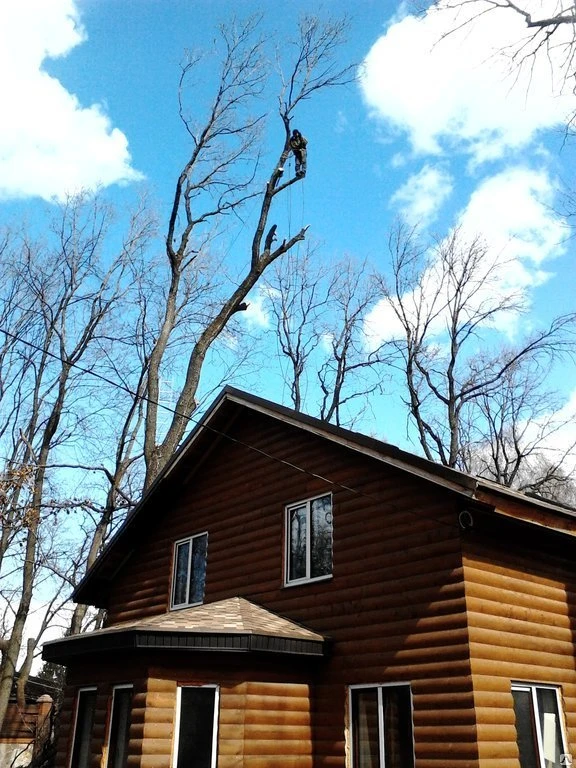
[289,133,307,177]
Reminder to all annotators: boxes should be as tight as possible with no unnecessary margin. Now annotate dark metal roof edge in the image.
[43,627,326,662]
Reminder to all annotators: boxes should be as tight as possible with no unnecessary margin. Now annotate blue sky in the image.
[1,0,575,454]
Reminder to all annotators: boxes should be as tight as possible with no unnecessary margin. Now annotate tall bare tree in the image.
[0,193,154,730]
[264,248,393,426]
[379,224,576,479]
[460,358,576,494]
[141,15,354,486]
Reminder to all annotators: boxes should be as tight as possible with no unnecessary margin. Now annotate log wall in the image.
[462,530,576,767]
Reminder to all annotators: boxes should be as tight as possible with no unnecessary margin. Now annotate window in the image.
[106,685,132,768]
[173,686,219,768]
[70,687,97,768]
[171,532,208,608]
[349,684,414,768]
[512,683,570,768]
[285,493,332,585]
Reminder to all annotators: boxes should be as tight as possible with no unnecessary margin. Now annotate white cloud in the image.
[540,388,576,476]
[0,0,142,202]
[458,167,564,268]
[359,1,576,162]
[243,287,272,329]
[365,166,564,345]
[391,164,453,226]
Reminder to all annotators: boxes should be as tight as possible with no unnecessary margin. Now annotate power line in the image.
[0,325,461,533]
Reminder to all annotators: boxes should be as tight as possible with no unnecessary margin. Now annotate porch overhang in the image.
[43,597,328,663]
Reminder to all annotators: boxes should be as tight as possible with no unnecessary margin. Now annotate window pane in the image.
[310,495,332,578]
[289,505,307,581]
[107,688,132,768]
[71,689,97,768]
[382,686,414,768]
[190,534,208,604]
[352,689,380,768]
[176,687,216,768]
[512,689,540,768]
[536,688,565,767]
[173,541,190,606]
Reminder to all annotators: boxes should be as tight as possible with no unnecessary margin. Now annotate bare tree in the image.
[317,258,393,425]
[264,245,333,412]
[459,358,576,493]
[379,224,576,479]
[0,192,154,730]
[433,0,576,98]
[264,249,392,426]
[141,15,355,486]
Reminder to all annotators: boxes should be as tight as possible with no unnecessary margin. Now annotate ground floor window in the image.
[70,687,97,768]
[174,685,219,768]
[349,684,414,768]
[512,683,570,768]
[106,685,133,768]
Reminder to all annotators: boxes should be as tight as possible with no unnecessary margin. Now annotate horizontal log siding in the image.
[54,661,148,768]
[462,532,576,767]
[101,411,478,766]
[133,665,314,768]
[225,681,312,768]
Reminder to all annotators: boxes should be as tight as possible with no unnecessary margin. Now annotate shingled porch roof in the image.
[43,597,327,663]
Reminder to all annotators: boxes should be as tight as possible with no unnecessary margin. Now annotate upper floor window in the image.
[349,684,414,768]
[285,493,332,585]
[171,532,208,609]
[512,683,570,768]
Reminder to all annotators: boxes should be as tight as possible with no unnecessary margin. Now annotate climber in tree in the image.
[289,129,307,178]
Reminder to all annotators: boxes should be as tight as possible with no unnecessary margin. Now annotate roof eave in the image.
[42,628,327,664]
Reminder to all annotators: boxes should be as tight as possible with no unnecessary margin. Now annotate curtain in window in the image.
[352,689,380,768]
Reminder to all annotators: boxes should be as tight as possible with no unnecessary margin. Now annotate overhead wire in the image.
[0,325,465,534]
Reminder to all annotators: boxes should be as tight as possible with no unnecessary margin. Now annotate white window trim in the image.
[172,684,219,768]
[69,686,97,768]
[348,682,415,768]
[284,492,333,586]
[105,684,133,768]
[512,682,570,768]
[170,531,208,610]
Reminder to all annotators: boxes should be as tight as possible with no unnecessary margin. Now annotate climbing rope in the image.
[287,157,293,239]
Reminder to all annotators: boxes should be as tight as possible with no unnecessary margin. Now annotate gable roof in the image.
[74,386,576,607]
[43,597,326,663]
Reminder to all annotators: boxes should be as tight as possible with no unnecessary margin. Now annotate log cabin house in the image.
[43,386,576,768]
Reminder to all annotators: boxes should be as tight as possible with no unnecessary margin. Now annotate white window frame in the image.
[69,686,97,768]
[348,682,415,768]
[105,684,133,768]
[284,492,333,586]
[170,531,208,609]
[172,684,219,768]
[512,682,570,768]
